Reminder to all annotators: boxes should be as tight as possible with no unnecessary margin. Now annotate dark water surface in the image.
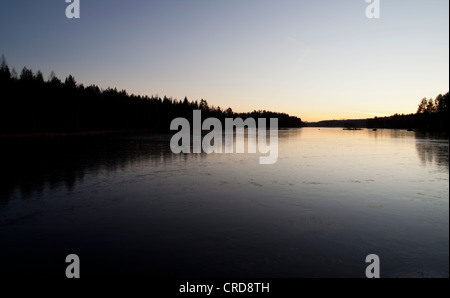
[0,128,448,277]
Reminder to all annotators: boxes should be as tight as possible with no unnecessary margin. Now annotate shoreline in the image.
[0,129,168,139]
[1,126,447,139]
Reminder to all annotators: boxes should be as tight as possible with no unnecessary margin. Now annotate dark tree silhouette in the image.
[417,98,428,114]
[0,55,11,81]
[366,93,449,132]
[0,57,304,135]
[308,93,448,133]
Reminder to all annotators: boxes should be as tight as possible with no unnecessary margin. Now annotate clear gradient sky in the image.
[1,0,448,121]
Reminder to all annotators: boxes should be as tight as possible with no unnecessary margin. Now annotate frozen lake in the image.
[0,128,448,277]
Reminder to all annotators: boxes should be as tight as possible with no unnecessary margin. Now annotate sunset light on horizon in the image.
[1,0,448,122]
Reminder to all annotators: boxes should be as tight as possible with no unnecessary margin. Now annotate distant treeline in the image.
[308,92,449,132]
[309,119,367,128]
[367,94,448,131]
[0,56,303,135]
